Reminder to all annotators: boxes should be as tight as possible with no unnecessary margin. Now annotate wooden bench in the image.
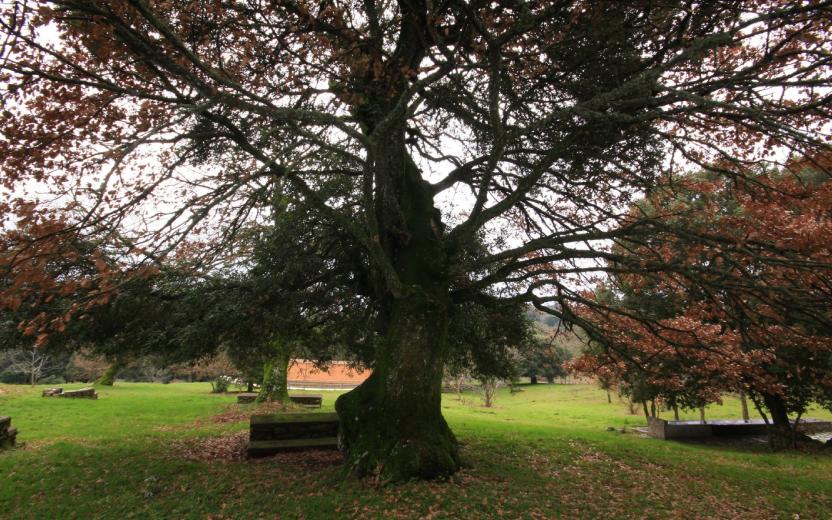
[289,394,323,408]
[247,412,339,457]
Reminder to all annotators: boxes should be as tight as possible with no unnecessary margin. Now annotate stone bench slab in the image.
[58,387,98,399]
[250,413,338,442]
[289,394,323,407]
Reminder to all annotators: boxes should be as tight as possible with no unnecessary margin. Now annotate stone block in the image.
[289,394,323,407]
[237,393,258,404]
[59,387,98,399]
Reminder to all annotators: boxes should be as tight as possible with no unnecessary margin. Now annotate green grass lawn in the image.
[1,382,830,519]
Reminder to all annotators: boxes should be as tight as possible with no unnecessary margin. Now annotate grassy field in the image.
[0,382,830,519]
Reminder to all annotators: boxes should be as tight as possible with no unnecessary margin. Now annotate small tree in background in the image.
[516,335,572,384]
[7,347,52,386]
[479,376,499,408]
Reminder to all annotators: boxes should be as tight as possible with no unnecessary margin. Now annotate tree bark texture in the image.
[336,291,459,481]
[95,360,123,386]
[336,124,459,481]
[257,339,292,404]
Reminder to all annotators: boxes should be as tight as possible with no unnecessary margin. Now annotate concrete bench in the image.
[648,416,832,440]
[58,387,98,399]
[247,412,339,457]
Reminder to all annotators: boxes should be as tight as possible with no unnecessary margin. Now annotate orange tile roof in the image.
[287,360,371,385]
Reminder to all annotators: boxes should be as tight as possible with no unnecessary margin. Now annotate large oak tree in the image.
[1,1,831,480]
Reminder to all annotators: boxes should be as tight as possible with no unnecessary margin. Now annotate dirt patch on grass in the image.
[167,430,344,470]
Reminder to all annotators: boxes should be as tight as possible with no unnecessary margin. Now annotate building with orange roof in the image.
[287,360,371,390]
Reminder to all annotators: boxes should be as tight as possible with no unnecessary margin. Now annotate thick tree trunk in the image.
[699,406,706,424]
[339,92,459,481]
[763,393,792,450]
[642,401,650,420]
[336,291,459,482]
[673,405,680,421]
[530,375,538,385]
[95,360,123,386]
[606,390,611,403]
[257,339,292,404]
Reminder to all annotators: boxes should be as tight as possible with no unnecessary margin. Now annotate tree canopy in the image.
[1,1,831,480]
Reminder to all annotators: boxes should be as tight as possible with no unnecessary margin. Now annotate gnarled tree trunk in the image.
[336,126,459,481]
[336,290,459,482]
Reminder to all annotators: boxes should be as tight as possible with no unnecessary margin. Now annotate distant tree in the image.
[7,347,52,386]
[445,299,533,386]
[571,166,832,446]
[168,351,238,383]
[517,335,572,384]
[479,376,499,408]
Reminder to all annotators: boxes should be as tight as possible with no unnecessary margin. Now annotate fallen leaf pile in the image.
[170,431,248,462]
[249,448,344,470]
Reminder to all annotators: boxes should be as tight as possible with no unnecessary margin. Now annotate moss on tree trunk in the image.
[257,339,292,404]
[337,108,460,482]
[95,360,123,386]
[336,291,459,482]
